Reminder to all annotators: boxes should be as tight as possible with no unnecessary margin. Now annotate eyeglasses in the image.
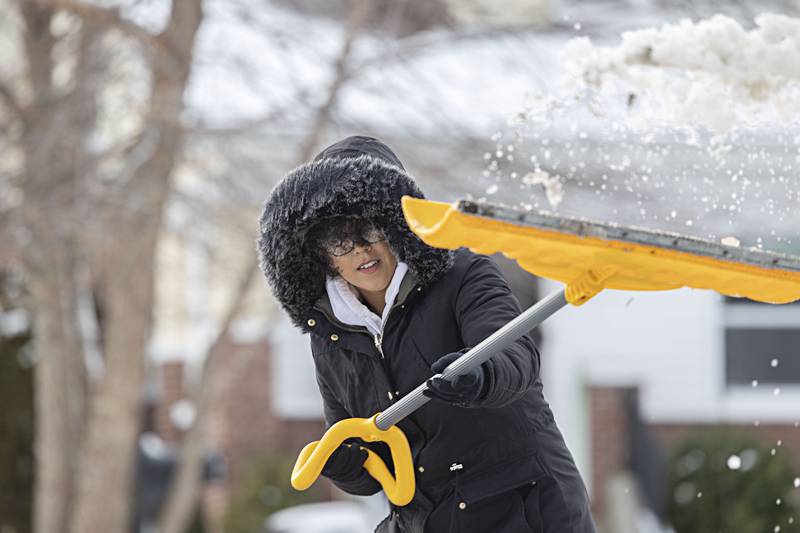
[320,222,386,257]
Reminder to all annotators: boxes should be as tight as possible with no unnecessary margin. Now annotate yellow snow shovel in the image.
[291,196,800,506]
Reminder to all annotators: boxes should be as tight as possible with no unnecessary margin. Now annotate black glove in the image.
[422,351,488,407]
[321,443,369,482]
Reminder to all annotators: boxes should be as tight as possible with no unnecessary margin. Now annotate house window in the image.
[723,297,800,386]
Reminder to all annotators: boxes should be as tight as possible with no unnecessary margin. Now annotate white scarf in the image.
[325,261,409,337]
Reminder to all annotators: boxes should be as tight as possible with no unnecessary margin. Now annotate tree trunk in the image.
[20,4,89,530]
[68,1,204,530]
[26,227,86,533]
[68,221,159,533]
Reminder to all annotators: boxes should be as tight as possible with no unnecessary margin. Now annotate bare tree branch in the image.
[20,1,55,104]
[181,109,288,137]
[297,0,374,160]
[0,81,25,120]
[40,0,163,51]
[0,209,21,269]
[350,21,549,76]
[95,0,203,218]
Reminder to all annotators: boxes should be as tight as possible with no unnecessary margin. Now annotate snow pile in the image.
[562,14,800,134]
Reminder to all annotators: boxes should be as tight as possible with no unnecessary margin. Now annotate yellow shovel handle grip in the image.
[565,266,618,306]
[290,415,415,506]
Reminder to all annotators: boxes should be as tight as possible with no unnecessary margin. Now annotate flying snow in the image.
[562,14,800,134]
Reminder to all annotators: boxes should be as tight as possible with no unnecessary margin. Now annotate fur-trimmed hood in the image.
[257,136,454,332]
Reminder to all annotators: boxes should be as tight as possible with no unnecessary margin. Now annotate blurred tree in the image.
[281,0,453,36]
[0,1,202,531]
[666,430,800,533]
[0,0,391,531]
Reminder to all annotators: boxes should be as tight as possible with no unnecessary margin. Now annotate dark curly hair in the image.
[302,216,374,278]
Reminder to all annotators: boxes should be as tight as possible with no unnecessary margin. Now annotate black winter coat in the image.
[258,136,596,533]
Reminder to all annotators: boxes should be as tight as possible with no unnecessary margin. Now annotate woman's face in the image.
[330,239,398,296]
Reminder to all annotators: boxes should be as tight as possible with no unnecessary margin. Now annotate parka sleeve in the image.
[454,254,541,408]
[313,364,384,496]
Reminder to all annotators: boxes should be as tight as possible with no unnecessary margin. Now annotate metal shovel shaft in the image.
[374,288,569,430]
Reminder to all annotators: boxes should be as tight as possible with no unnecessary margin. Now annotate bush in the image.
[0,273,33,533]
[223,454,328,533]
[666,430,800,533]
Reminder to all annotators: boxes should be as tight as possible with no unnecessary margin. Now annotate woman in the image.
[258,136,596,532]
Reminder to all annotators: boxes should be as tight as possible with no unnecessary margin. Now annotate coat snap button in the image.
[330,334,339,341]
[418,466,425,473]
[416,287,422,292]
[458,502,466,510]
[307,319,316,327]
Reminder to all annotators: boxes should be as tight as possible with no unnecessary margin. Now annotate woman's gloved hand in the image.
[422,351,489,407]
[321,443,369,482]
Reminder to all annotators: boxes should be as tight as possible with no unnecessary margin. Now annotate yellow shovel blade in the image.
[402,197,800,304]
